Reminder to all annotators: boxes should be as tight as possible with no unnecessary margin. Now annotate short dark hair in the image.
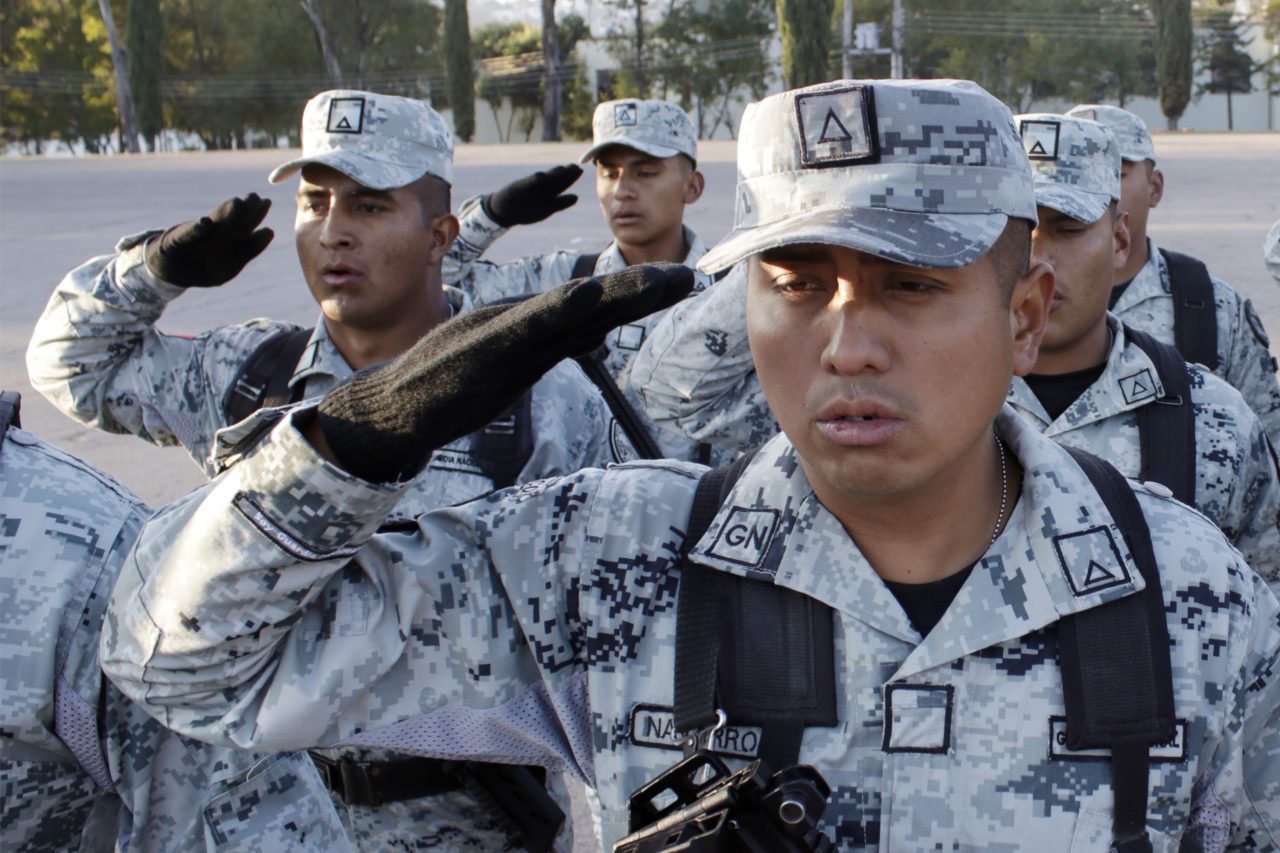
[990,216,1032,304]
[408,173,452,224]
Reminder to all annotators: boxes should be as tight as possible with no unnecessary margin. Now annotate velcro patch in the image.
[615,102,638,127]
[327,97,366,134]
[628,704,762,758]
[1119,368,1158,405]
[1048,717,1188,762]
[614,323,646,352]
[883,683,953,753]
[794,84,878,168]
[1020,119,1060,160]
[706,507,779,567]
[1052,526,1131,596]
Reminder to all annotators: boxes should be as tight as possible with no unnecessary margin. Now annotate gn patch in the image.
[706,507,780,567]
[628,704,762,759]
[327,97,366,134]
[1119,368,1158,405]
[1053,526,1131,596]
[794,84,879,168]
[1020,119,1060,160]
[883,684,953,753]
[1048,717,1188,762]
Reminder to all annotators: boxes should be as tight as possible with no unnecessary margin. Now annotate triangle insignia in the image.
[1052,526,1131,596]
[1028,140,1047,155]
[335,116,352,130]
[1120,368,1157,405]
[817,108,853,144]
[1019,119,1060,160]
[326,97,366,134]
[1083,560,1116,586]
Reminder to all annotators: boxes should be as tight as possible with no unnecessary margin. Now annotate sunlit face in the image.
[594,146,701,254]
[1117,159,1161,247]
[294,165,452,330]
[1032,204,1130,371]
[746,241,1049,512]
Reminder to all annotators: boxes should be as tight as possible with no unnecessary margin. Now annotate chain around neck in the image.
[991,431,1009,546]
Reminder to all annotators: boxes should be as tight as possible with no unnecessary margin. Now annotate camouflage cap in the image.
[1065,104,1155,164]
[1016,113,1120,224]
[579,99,698,165]
[697,78,1037,273]
[269,90,454,189]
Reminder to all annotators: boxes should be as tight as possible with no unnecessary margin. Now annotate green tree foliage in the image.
[1153,0,1193,128]
[126,0,163,149]
[1,0,118,153]
[473,15,590,142]
[650,0,775,138]
[1195,1,1256,129]
[777,0,834,87]
[444,0,475,141]
[903,0,1157,111]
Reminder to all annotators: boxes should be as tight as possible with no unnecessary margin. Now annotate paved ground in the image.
[1,135,1277,851]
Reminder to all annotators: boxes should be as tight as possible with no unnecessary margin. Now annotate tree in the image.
[127,0,164,150]
[1195,1,1256,129]
[1153,0,1192,128]
[299,0,344,85]
[444,0,475,141]
[777,0,834,87]
[541,0,561,140]
[97,0,142,151]
[602,0,652,96]
[474,22,543,142]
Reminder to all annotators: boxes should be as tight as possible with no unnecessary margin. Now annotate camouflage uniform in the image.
[1063,103,1280,446]
[0,408,350,851]
[442,98,720,461]
[26,89,616,851]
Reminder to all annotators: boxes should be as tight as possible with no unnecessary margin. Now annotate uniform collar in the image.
[1111,237,1170,314]
[688,409,1146,675]
[1007,316,1167,432]
[598,226,715,287]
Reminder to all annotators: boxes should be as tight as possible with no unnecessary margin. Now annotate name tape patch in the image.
[628,704,762,758]
[1119,368,1158,405]
[1052,526,1131,596]
[1048,717,1188,762]
[327,97,366,134]
[794,85,878,168]
[427,449,485,477]
[1020,119,1060,160]
[706,507,780,567]
[615,102,638,127]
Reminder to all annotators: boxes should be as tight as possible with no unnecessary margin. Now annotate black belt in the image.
[309,752,465,807]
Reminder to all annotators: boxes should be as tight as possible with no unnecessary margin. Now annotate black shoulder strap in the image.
[570,253,600,280]
[468,389,534,490]
[1159,248,1219,371]
[0,391,21,461]
[573,346,664,460]
[1124,326,1197,506]
[223,327,314,425]
[1060,447,1176,853]
[674,451,837,772]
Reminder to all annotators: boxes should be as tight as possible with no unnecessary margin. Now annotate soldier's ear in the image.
[1112,210,1131,272]
[684,169,705,205]
[1010,260,1054,378]
[427,213,459,263]
[1148,168,1164,208]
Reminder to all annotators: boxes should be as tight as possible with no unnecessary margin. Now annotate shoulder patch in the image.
[1052,525,1131,596]
[1244,299,1270,348]
[706,507,779,567]
[1118,368,1158,405]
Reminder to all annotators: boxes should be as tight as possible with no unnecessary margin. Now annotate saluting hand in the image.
[145,193,274,288]
[481,164,583,227]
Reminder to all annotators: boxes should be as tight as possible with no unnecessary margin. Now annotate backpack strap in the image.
[1123,326,1197,506]
[674,451,838,771]
[0,391,21,461]
[1060,447,1176,853]
[1158,248,1219,371]
[570,252,600,280]
[573,346,664,460]
[222,327,313,425]
[468,389,534,490]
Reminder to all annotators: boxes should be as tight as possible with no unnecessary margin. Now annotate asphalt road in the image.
[1,134,1277,852]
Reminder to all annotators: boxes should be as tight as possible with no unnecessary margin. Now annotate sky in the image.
[470,0,603,28]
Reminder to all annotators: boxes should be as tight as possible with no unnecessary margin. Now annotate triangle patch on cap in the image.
[1020,120,1060,160]
[795,84,878,168]
[327,97,366,134]
[615,102,638,126]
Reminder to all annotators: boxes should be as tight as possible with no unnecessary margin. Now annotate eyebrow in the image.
[297,184,396,202]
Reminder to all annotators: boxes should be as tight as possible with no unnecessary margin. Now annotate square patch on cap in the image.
[794,85,879,168]
[1020,120,1060,160]
[327,97,366,134]
[615,102,638,127]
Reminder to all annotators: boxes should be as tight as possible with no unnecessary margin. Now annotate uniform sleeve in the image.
[25,236,299,468]
[1221,417,1280,597]
[440,194,582,305]
[100,406,604,783]
[630,265,780,451]
[1216,280,1280,449]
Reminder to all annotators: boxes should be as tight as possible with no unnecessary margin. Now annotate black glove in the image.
[316,263,695,483]
[481,164,583,227]
[144,193,274,288]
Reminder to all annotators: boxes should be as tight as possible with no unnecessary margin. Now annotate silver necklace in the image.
[991,431,1008,545]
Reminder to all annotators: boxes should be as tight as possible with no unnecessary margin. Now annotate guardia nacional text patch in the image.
[794,85,879,168]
